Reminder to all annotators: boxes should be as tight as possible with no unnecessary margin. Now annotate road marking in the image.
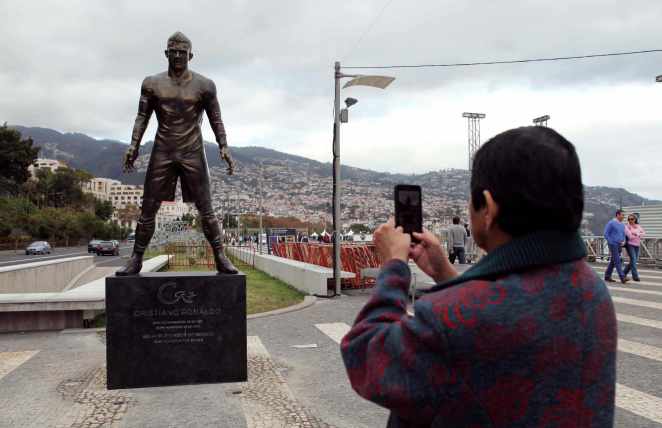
[616,383,662,424]
[609,286,662,297]
[619,339,662,362]
[617,314,662,330]
[0,350,39,381]
[0,251,89,265]
[612,297,662,311]
[604,280,662,288]
[247,335,271,357]
[315,322,351,344]
[314,322,662,423]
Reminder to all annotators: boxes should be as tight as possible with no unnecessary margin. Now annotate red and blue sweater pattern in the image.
[341,259,616,427]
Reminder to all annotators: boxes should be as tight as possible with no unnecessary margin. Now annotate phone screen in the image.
[394,184,422,242]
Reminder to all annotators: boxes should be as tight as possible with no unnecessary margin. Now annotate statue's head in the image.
[165,31,193,72]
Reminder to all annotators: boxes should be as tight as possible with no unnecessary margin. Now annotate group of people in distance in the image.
[604,209,646,283]
[341,126,617,427]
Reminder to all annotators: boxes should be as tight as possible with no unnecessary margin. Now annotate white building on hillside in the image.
[82,177,121,201]
[623,204,662,238]
[110,184,144,210]
[28,158,67,177]
[156,200,194,229]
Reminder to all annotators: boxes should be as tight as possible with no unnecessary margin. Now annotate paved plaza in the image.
[0,263,661,427]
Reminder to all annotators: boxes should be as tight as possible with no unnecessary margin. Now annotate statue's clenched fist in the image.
[220,145,235,175]
[123,146,139,173]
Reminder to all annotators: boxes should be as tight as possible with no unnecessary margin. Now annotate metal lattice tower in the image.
[462,112,486,170]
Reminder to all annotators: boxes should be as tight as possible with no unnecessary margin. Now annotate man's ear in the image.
[482,190,499,231]
[164,50,169,59]
[189,52,194,61]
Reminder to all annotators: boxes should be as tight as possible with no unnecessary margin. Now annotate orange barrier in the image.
[270,242,381,289]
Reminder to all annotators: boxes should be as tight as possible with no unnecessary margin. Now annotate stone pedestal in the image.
[105,272,246,390]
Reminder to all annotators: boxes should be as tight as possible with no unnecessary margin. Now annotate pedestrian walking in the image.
[624,214,645,282]
[604,210,628,284]
[448,216,467,264]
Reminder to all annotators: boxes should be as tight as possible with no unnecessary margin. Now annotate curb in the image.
[247,295,317,320]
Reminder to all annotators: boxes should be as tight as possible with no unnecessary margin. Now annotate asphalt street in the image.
[0,261,660,427]
[0,244,132,267]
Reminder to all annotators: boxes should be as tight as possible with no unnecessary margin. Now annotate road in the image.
[0,244,133,268]
[0,262,661,427]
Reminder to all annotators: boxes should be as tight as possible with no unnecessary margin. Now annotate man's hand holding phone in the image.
[374,218,411,264]
[410,230,458,283]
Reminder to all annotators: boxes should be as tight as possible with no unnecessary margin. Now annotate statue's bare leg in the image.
[195,199,238,274]
[116,198,162,276]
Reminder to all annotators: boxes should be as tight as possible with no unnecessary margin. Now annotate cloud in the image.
[2,0,662,198]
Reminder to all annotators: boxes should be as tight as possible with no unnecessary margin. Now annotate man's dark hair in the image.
[452,216,460,224]
[615,209,623,216]
[470,126,583,237]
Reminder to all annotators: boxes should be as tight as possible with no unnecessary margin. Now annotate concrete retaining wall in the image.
[227,247,354,295]
[0,256,94,294]
[0,255,169,332]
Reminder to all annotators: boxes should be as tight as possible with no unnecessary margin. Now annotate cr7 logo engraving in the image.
[157,282,197,305]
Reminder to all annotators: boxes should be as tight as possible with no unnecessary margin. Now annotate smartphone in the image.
[394,184,422,243]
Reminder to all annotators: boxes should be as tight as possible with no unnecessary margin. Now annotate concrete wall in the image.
[0,256,94,294]
[227,247,354,295]
[0,310,83,332]
[0,255,169,332]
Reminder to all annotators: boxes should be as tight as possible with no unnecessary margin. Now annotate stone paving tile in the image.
[54,366,135,428]
[239,352,337,428]
[0,350,39,380]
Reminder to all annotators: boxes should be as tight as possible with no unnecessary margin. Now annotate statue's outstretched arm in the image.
[124,78,154,172]
[204,81,234,175]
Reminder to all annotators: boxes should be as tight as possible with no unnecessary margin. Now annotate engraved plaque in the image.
[106,272,246,389]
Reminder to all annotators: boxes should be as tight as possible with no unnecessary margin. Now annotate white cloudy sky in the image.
[3,0,662,199]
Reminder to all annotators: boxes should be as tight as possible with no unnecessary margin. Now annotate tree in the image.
[0,197,37,237]
[27,166,94,209]
[94,199,114,221]
[0,124,40,196]
[181,212,195,225]
[116,203,140,228]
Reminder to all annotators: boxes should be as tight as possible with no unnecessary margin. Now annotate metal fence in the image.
[582,236,662,266]
[165,243,215,270]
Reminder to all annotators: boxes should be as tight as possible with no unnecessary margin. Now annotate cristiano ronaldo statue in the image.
[116,31,238,275]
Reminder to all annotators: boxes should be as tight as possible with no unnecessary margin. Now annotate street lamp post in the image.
[332,61,395,296]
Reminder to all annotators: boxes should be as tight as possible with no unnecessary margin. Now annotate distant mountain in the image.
[11,125,660,234]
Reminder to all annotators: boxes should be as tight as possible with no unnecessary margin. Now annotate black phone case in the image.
[394,184,422,243]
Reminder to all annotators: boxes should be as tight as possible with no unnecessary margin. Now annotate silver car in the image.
[25,241,52,255]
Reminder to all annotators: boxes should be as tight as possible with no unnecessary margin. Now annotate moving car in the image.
[96,241,119,256]
[88,240,102,253]
[25,241,51,255]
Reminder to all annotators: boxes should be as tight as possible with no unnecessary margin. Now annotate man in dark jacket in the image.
[341,127,616,427]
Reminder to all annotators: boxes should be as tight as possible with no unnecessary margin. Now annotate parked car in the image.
[96,241,119,256]
[127,232,135,242]
[88,240,102,253]
[25,241,51,255]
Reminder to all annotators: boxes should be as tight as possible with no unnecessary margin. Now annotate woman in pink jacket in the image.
[624,214,645,281]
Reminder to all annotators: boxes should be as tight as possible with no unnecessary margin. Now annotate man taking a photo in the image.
[341,126,616,427]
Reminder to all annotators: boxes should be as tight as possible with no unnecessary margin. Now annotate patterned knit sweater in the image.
[341,231,616,427]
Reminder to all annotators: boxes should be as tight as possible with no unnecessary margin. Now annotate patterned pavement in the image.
[0,262,661,427]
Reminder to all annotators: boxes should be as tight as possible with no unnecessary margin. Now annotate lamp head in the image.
[345,97,358,108]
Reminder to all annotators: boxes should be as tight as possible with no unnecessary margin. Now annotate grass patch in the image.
[165,254,306,315]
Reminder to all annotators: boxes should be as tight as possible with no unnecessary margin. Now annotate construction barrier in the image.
[270,242,381,289]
